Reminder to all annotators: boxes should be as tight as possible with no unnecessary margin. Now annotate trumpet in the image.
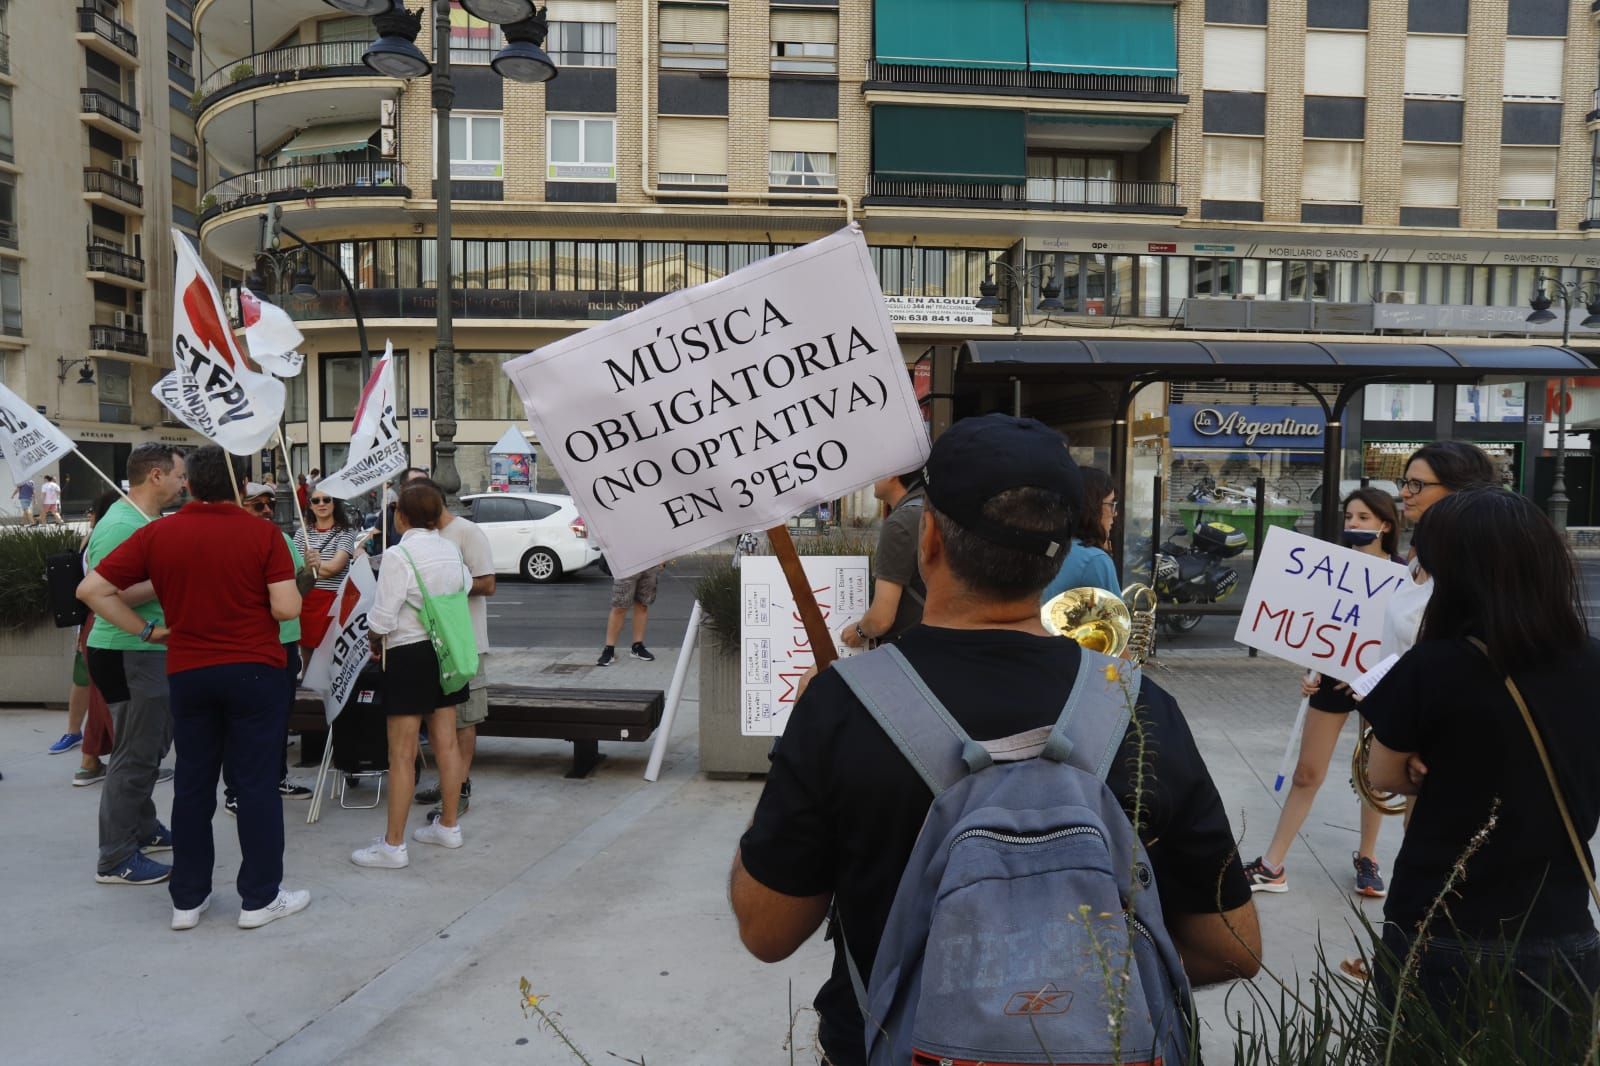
[1041,583,1159,665]
[1352,726,1406,816]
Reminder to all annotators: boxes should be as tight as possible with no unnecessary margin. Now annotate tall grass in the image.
[0,527,81,631]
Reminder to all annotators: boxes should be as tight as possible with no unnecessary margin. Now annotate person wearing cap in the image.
[729,414,1260,1066]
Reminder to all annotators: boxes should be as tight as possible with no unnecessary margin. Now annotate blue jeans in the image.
[168,661,289,911]
[223,644,301,802]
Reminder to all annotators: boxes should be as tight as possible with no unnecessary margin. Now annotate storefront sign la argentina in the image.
[1168,404,1325,450]
[502,226,931,578]
[1233,527,1409,685]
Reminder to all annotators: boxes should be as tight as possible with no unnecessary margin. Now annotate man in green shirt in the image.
[83,443,187,886]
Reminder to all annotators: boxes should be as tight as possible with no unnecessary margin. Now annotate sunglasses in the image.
[310,497,333,505]
[246,499,273,513]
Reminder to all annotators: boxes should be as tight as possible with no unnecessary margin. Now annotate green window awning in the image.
[875,0,1027,69]
[873,105,1026,185]
[277,121,379,159]
[1027,1,1177,77]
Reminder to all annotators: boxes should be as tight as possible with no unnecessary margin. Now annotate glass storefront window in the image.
[320,351,409,421]
[1362,383,1434,421]
[446,351,523,421]
[286,370,307,423]
[1454,383,1526,422]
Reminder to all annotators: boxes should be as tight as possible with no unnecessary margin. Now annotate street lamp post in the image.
[974,258,1067,338]
[324,0,557,503]
[1525,278,1600,534]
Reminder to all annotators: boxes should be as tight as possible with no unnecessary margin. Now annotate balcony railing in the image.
[1588,195,1600,223]
[86,245,146,282]
[197,40,368,102]
[77,6,139,58]
[0,31,10,76]
[867,175,1183,212]
[84,167,144,207]
[89,324,147,355]
[203,161,407,213]
[865,60,1181,99]
[1590,88,1600,120]
[0,220,15,250]
[80,89,141,132]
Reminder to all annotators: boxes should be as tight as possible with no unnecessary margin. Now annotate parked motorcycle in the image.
[1128,519,1246,635]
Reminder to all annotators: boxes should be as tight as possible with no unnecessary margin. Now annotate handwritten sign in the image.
[740,554,868,736]
[1232,527,1408,684]
[502,227,929,577]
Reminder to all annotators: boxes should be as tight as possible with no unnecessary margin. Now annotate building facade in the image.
[189,0,1600,531]
[1,0,203,510]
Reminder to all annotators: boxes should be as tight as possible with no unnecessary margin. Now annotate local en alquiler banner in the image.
[315,342,407,499]
[502,226,930,578]
[154,230,285,455]
[0,380,75,483]
[301,554,376,724]
[740,554,868,737]
[1232,527,1409,685]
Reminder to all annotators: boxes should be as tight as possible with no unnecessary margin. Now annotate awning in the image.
[958,339,1599,383]
[873,105,1026,185]
[1027,114,1173,151]
[276,121,379,160]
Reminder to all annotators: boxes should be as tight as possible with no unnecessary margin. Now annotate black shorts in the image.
[381,641,469,717]
[85,646,130,704]
[1309,673,1357,715]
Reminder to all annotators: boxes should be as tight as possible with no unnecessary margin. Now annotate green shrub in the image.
[228,62,255,83]
[0,527,82,631]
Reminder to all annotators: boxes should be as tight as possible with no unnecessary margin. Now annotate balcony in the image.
[201,161,408,219]
[76,5,139,64]
[0,31,11,78]
[195,41,370,113]
[86,245,146,285]
[866,175,1184,214]
[80,89,141,135]
[83,167,144,214]
[89,323,147,356]
[1590,88,1600,124]
[865,61,1183,103]
[273,288,671,325]
[0,220,15,250]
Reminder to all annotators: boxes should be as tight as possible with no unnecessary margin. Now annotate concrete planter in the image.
[697,623,772,778]
[0,624,77,706]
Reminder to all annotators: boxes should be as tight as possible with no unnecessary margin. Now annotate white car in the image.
[462,492,604,583]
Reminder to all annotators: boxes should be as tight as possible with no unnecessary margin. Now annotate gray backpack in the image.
[832,644,1193,1066]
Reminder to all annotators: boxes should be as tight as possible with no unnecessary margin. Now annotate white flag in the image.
[315,342,408,499]
[0,380,75,483]
[153,230,285,455]
[240,287,305,377]
[301,554,377,724]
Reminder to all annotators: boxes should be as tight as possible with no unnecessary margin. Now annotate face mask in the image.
[1341,529,1379,548]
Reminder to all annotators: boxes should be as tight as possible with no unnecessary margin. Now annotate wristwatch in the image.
[138,620,156,643]
[854,622,869,643]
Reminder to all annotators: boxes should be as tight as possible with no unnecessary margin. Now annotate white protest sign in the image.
[1232,527,1409,684]
[154,230,286,455]
[316,342,407,499]
[301,554,376,724]
[740,554,868,736]
[0,381,74,482]
[240,287,306,377]
[503,226,929,577]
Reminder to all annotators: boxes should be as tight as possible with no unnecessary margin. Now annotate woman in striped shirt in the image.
[295,492,357,654]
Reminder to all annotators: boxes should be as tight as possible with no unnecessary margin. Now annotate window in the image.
[1304,31,1366,96]
[660,3,727,70]
[320,351,409,421]
[321,443,349,477]
[285,368,307,423]
[0,259,19,334]
[448,114,502,179]
[1455,383,1526,423]
[1202,136,1262,201]
[1302,141,1363,202]
[548,22,616,66]
[447,2,503,63]
[0,172,14,247]
[97,360,132,424]
[1203,26,1266,92]
[318,15,373,43]
[769,119,836,187]
[472,495,533,523]
[771,9,837,74]
[1364,384,1434,421]
[658,117,727,184]
[1400,143,1460,205]
[547,115,615,181]
[449,351,523,420]
[1504,38,1564,100]
[1499,146,1557,208]
[1404,35,1465,97]
[0,86,12,162]
[1027,153,1120,204]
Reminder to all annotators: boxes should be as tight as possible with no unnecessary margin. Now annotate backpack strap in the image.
[832,644,992,797]
[1040,650,1138,782]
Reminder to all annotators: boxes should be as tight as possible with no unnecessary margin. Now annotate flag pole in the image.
[224,451,244,504]
[73,449,147,521]
[276,426,314,558]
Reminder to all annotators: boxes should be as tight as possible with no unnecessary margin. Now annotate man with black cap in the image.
[729,414,1259,1065]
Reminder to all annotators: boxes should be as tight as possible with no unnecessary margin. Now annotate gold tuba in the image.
[1352,727,1406,816]
[1041,584,1159,665]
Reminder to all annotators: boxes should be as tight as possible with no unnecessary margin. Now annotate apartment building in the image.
[190,0,1600,528]
[0,0,202,510]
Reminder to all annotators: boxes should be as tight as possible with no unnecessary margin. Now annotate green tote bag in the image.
[396,547,480,692]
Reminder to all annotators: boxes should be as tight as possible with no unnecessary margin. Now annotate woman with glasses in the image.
[295,492,356,655]
[1041,466,1121,600]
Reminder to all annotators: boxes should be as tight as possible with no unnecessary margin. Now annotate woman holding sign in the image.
[296,493,357,656]
[1244,487,1404,898]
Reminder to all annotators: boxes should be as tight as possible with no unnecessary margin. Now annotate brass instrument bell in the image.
[1042,586,1134,656]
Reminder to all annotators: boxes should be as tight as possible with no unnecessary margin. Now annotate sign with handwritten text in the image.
[740,555,868,736]
[1232,527,1408,684]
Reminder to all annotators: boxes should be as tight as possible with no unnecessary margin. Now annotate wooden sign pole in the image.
[765,523,838,671]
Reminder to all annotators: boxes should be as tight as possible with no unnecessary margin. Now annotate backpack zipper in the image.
[951,825,1104,850]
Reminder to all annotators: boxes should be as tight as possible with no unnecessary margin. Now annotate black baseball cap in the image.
[924,414,1084,558]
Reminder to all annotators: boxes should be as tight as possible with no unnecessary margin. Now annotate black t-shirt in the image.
[1362,636,1600,940]
[873,488,925,641]
[738,626,1252,1065]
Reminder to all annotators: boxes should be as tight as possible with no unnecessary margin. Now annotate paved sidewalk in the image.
[0,646,1477,1064]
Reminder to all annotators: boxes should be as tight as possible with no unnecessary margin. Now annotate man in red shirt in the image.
[78,445,310,932]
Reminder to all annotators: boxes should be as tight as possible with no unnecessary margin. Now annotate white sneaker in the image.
[237,888,311,929]
[412,820,463,849]
[171,894,211,931]
[350,838,410,868]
